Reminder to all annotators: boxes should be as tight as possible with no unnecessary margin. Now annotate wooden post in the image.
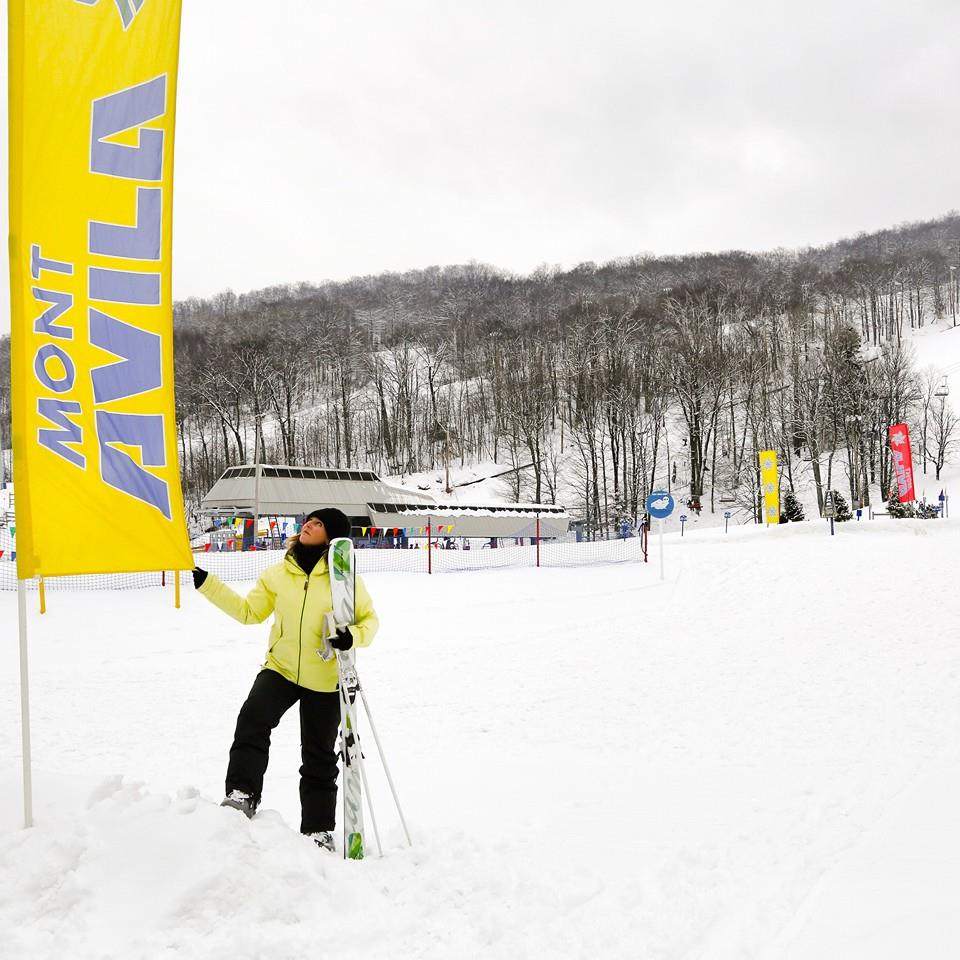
[38,577,46,614]
[536,516,540,568]
[427,518,432,575]
[175,570,181,609]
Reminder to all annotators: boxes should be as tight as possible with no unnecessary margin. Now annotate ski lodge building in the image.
[199,464,570,540]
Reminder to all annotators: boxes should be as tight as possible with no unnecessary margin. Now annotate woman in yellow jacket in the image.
[193,507,379,851]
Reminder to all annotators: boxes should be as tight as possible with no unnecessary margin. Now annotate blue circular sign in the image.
[646,490,675,520]
[723,511,732,519]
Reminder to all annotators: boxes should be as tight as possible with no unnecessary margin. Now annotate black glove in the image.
[330,625,354,651]
[192,567,208,589]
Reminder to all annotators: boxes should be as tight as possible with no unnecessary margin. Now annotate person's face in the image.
[299,517,328,546]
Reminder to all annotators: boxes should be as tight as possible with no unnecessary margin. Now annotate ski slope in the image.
[1,518,959,959]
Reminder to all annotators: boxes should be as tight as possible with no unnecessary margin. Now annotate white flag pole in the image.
[659,519,665,581]
[17,578,33,828]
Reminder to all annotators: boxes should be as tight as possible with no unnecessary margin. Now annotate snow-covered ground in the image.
[2,517,959,958]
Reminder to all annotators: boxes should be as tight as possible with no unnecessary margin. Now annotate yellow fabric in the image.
[758,449,780,525]
[9,0,191,577]
[198,553,379,693]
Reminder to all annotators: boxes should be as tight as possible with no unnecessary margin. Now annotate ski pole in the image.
[343,690,384,858]
[357,683,413,847]
[358,755,382,858]
[338,658,384,858]
[335,671,356,857]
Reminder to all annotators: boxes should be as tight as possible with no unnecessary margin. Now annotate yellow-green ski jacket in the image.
[198,552,379,692]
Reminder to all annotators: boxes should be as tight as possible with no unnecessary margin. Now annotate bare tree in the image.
[926,395,959,480]
[664,287,730,506]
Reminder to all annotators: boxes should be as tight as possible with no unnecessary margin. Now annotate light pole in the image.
[443,426,453,494]
[430,421,455,494]
[935,376,949,481]
[948,239,960,327]
[951,266,957,327]
[845,413,864,509]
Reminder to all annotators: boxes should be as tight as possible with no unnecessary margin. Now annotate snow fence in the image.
[0,535,646,591]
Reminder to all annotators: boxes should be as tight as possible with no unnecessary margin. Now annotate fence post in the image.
[535,516,541,567]
[39,577,46,614]
[161,570,166,587]
[174,570,181,609]
[427,518,432,575]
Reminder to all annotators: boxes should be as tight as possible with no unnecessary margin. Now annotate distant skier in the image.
[192,507,379,852]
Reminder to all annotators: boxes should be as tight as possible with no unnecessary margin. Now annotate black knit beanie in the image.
[305,507,352,542]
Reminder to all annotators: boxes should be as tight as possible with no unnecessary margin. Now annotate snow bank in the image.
[2,519,960,958]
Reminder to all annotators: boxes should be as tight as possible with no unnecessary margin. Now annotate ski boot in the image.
[220,789,257,819]
[307,831,335,852]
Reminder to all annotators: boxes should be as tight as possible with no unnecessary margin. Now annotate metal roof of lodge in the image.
[200,464,431,517]
[365,501,568,517]
[220,465,379,482]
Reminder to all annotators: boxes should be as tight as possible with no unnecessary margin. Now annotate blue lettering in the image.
[32,288,75,340]
[90,187,161,260]
[96,411,171,518]
[115,0,147,30]
[90,76,166,181]
[90,308,162,403]
[89,268,160,305]
[83,73,173,513]
[34,344,76,394]
[31,243,73,280]
[37,399,85,468]
[75,0,147,31]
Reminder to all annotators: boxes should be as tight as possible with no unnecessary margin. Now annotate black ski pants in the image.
[226,668,341,834]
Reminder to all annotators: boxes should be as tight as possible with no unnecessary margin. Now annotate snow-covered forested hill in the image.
[3,215,960,530]
[156,213,960,533]
[2,518,959,958]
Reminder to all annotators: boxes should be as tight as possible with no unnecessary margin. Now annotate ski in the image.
[328,536,365,860]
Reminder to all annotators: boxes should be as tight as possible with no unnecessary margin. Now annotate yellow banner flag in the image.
[9,0,190,578]
[758,449,780,525]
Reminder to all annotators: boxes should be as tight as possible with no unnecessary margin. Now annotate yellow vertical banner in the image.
[758,449,780,525]
[9,0,191,577]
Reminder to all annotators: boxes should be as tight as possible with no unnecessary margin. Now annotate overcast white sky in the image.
[3,0,960,333]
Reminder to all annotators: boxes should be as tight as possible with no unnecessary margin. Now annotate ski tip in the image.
[346,832,364,860]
